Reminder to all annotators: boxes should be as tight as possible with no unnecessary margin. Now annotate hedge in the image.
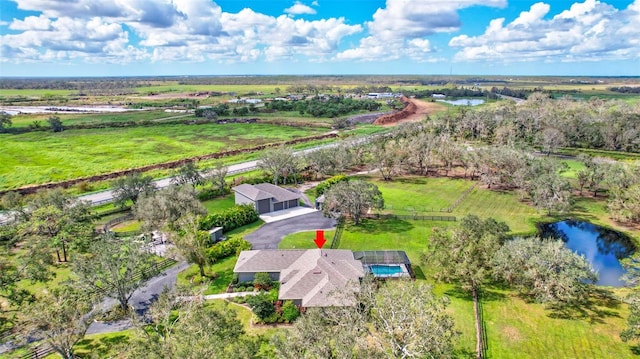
[206,237,252,263]
[315,174,350,197]
[199,204,259,232]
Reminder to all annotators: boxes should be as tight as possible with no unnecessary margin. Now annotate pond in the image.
[436,98,485,106]
[540,220,635,287]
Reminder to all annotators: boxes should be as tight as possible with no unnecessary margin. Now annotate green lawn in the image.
[374,176,472,213]
[110,220,141,233]
[561,159,586,179]
[202,195,236,213]
[366,175,543,234]
[0,122,325,190]
[73,330,134,358]
[481,288,632,359]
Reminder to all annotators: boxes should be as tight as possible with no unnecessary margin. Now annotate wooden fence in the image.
[101,213,134,233]
[19,344,53,359]
[365,213,456,222]
[330,218,345,249]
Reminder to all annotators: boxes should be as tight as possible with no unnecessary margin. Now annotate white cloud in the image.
[335,0,506,62]
[285,2,317,16]
[9,15,51,30]
[450,0,640,63]
[3,0,362,65]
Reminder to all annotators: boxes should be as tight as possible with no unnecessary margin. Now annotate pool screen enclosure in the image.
[352,250,414,278]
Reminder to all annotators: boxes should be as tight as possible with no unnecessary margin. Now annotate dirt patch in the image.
[373,96,446,126]
[502,326,522,342]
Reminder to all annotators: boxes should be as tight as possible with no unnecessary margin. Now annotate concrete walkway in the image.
[203,291,259,300]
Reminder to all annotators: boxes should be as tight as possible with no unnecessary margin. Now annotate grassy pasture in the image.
[0,122,326,190]
[366,175,543,234]
[7,110,188,128]
[0,89,76,97]
[135,84,284,95]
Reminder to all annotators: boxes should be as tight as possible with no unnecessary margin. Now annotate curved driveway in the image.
[245,211,337,249]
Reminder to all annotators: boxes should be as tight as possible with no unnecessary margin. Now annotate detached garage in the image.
[232,183,301,214]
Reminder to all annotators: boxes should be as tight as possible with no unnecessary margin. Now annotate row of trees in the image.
[0,113,63,133]
[265,96,382,117]
[445,93,640,152]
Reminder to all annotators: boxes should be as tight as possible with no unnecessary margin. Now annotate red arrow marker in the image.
[314,230,326,249]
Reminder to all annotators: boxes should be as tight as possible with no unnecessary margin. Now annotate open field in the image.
[0,123,326,190]
[6,110,190,128]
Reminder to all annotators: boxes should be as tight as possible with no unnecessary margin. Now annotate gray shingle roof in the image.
[232,183,300,202]
[232,184,272,201]
[254,183,300,202]
[234,249,364,307]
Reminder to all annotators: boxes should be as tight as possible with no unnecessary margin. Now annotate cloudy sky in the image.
[1,0,638,77]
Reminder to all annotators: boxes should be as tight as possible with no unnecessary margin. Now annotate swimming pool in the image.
[369,265,404,277]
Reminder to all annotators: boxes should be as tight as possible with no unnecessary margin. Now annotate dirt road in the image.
[374,97,446,126]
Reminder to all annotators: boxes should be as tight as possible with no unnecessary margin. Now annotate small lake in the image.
[436,98,485,106]
[540,220,635,287]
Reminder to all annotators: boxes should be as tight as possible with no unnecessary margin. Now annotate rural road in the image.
[76,159,262,206]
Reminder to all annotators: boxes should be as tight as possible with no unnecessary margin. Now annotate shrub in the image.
[281,300,299,322]
[76,181,93,193]
[253,272,273,290]
[315,175,350,197]
[206,237,252,263]
[246,293,275,321]
[197,187,227,201]
[199,204,259,232]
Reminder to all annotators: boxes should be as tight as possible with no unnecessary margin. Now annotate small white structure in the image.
[209,227,224,243]
[431,94,446,99]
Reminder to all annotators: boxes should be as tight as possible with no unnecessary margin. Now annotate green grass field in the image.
[365,175,543,234]
[7,110,189,128]
[0,123,326,190]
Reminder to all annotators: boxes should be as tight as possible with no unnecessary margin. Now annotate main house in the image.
[234,249,365,307]
[232,183,300,215]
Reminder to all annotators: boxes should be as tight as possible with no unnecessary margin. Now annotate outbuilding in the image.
[232,183,301,214]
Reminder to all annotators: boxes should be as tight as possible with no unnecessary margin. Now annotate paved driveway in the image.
[245,211,337,249]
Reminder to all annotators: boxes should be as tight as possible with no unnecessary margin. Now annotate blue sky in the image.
[0,0,638,77]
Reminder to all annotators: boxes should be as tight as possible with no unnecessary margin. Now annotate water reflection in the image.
[539,220,635,287]
[436,98,485,106]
